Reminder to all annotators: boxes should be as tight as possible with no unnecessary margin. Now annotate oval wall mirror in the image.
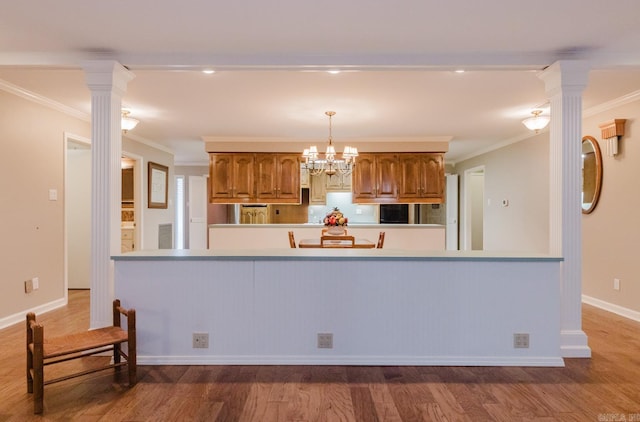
[581,135,603,214]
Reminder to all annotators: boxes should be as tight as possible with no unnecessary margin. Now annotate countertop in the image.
[208,223,445,229]
[112,248,562,262]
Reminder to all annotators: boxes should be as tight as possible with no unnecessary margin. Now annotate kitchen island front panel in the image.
[113,251,562,366]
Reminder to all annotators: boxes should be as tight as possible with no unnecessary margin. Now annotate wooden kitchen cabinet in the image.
[325,172,351,192]
[209,153,255,202]
[240,206,269,224]
[352,153,399,203]
[210,153,300,204]
[309,172,327,205]
[255,154,301,203]
[121,228,134,253]
[300,167,310,188]
[121,167,134,202]
[397,153,445,203]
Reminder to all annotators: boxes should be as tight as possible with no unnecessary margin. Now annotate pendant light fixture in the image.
[522,109,550,133]
[302,111,358,177]
[121,109,139,133]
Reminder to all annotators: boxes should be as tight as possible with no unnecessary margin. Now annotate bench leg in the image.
[114,343,121,372]
[33,346,44,414]
[26,348,33,394]
[128,343,137,385]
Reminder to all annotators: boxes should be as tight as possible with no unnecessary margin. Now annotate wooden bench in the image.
[26,299,137,414]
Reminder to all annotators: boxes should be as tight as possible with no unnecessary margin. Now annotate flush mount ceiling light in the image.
[302,111,358,177]
[121,109,139,133]
[522,110,550,133]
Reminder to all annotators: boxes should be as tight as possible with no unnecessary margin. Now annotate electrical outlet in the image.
[317,333,333,349]
[25,280,33,294]
[32,277,39,290]
[513,333,530,349]
[192,333,209,349]
[614,278,621,291]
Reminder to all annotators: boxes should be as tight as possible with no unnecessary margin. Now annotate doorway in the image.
[65,133,91,290]
[463,166,485,251]
[121,152,143,252]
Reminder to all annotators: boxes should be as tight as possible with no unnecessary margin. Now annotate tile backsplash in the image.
[308,192,378,224]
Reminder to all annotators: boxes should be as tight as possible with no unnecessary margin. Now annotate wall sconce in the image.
[522,110,550,133]
[121,109,139,133]
[599,119,626,157]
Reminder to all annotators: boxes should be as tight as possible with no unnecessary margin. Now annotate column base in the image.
[561,329,591,358]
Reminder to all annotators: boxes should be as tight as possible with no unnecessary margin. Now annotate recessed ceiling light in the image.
[454,69,465,74]
[202,69,215,75]
[327,70,341,75]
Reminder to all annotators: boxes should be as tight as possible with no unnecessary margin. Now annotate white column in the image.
[83,60,135,329]
[539,61,591,358]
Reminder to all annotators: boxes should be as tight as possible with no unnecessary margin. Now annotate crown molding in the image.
[0,77,89,121]
[583,88,640,118]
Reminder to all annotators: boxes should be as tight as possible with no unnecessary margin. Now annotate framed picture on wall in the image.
[148,161,168,209]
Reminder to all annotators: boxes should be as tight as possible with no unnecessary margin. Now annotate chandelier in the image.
[302,111,358,177]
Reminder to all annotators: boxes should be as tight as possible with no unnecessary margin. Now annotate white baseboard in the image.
[582,295,640,323]
[138,355,565,367]
[0,297,67,330]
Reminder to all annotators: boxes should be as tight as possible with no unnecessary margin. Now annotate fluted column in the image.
[83,61,135,329]
[539,61,591,357]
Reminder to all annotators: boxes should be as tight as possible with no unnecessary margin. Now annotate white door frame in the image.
[121,151,144,250]
[462,165,485,251]
[188,175,208,249]
[445,173,459,250]
[64,132,91,293]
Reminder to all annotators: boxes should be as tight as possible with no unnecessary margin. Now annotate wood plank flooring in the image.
[1,289,640,421]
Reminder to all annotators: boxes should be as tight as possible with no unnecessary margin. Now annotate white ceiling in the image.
[2,1,640,164]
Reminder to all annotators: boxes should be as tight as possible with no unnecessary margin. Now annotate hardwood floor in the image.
[1,289,640,421]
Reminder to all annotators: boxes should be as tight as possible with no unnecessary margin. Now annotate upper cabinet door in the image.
[275,154,301,201]
[232,154,256,199]
[397,153,444,203]
[420,154,444,199]
[397,155,421,199]
[353,153,398,202]
[375,154,398,199]
[352,154,377,200]
[210,154,234,200]
[210,153,255,202]
[254,153,301,203]
[255,154,278,199]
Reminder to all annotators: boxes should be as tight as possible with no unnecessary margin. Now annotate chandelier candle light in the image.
[302,111,358,177]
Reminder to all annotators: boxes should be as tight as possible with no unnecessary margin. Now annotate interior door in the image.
[445,174,459,250]
[188,176,208,249]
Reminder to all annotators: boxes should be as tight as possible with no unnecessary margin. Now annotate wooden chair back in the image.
[321,235,355,247]
[321,228,348,235]
[288,231,296,248]
[376,231,386,248]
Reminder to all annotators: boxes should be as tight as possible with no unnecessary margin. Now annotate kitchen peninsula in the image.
[112,140,562,367]
[112,249,563,367]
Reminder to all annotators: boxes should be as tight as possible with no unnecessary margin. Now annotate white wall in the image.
[582,98,640,316]
[123,138,175,250]
[455,133,550,253]
[0,90,91,325]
